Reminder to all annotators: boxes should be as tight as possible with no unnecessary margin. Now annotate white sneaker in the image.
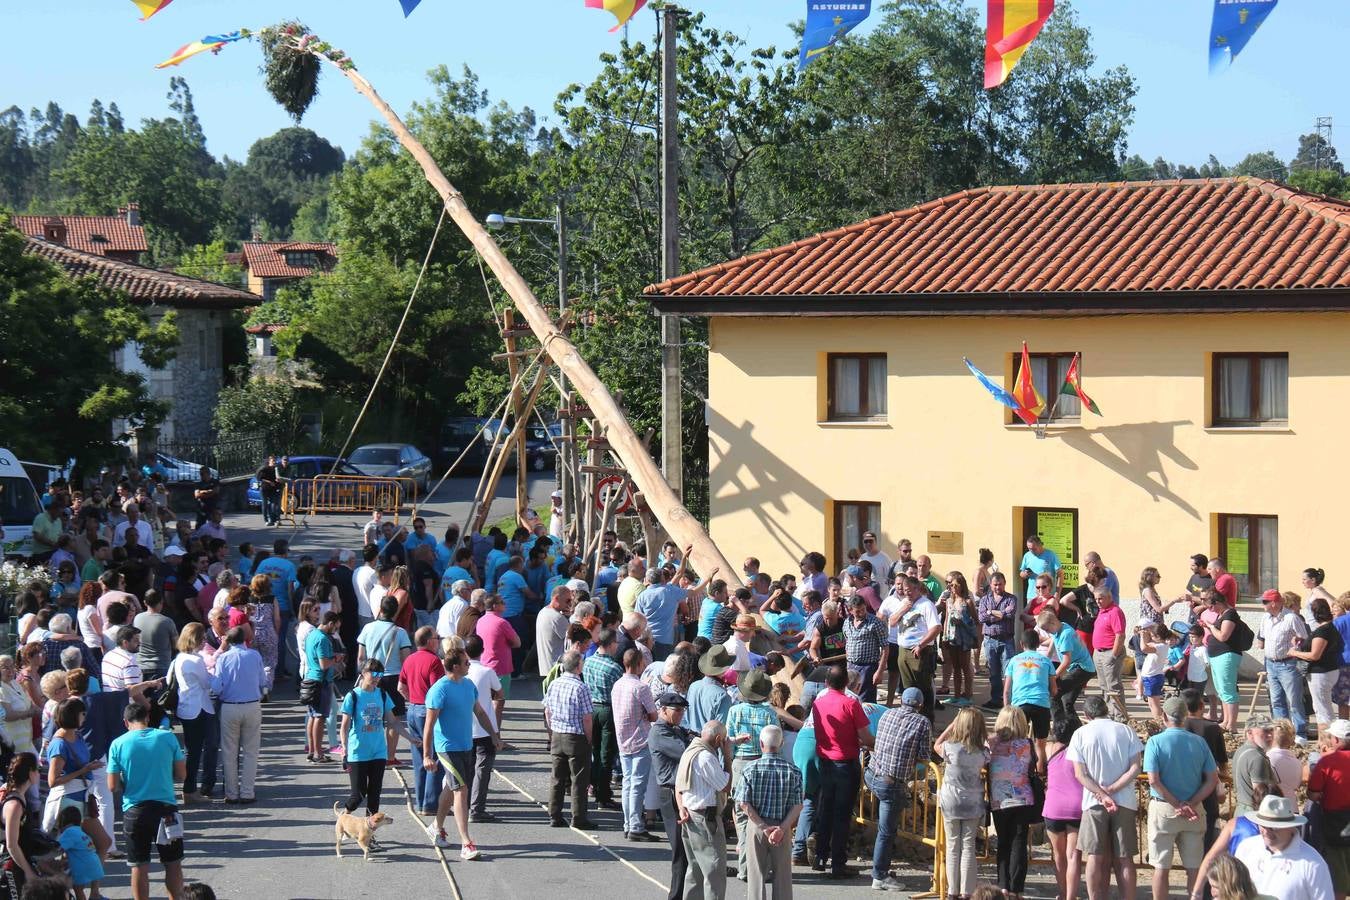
[460,842,481,861]
[433,829,453,849]
[425,823,440,839]
[871,877,905,892]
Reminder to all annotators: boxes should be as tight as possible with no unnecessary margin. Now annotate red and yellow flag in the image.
[586,0,648,32]
[984,0,1055,89]
[1060,353,1102,415]
[131,0,174,21]
[1012,341,1046,426]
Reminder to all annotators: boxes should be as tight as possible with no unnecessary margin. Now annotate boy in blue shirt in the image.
[107,703,187,900]
[1004,629,1057,768]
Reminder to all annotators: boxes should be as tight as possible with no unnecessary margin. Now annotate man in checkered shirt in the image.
[734,725,804,898]
[842,595,889,702]
[866,687,933,891]
[545,650,595,828]
[582,628,625,810]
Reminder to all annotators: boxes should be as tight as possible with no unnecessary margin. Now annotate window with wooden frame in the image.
[826,353,887,421]
[833,501,880,574]
[1216,513,1278,602]
[1009,352,1080,424]
[1212,353,1288,426]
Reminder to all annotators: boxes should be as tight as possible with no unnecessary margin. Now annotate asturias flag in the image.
[1060,353,1102,416]
[798,0,871,71]
[1209,0,1278,74]
[984,0,1055,89]
[586,0,648,33]
[131,0,174,21]
[1012,341,1046,426]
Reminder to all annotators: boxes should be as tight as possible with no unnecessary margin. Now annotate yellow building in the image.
[647,178,1350,603]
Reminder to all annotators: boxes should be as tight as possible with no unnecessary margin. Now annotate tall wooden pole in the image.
[660,5,684,500]
[315,50,737,582]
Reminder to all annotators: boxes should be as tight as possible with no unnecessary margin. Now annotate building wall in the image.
[706,311,1350,605]
[169,307,226,439]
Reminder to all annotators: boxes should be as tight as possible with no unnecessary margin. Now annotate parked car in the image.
[438,417,493,474]
[153,452,218,483]
[245,456,367,508]
[349,444,433,494]
[525,421,562,472]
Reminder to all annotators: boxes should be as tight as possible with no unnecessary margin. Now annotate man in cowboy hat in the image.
[686,645,734,733]
[725,669,778,882]
[1234,795,1334,900]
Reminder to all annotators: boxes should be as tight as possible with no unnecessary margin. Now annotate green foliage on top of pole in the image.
[260,22,322,122]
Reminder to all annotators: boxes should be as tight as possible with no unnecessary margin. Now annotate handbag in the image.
[1026,750,1046,824]
[298,679,321,706]
[159,660,181,718]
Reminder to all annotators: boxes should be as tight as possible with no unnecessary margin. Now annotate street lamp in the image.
[486,203,575,536]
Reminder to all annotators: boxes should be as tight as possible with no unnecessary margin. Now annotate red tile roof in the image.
[12,210,148,256]
[23,238,258,309]
[646,178,1350,312]
[241,241,337,279]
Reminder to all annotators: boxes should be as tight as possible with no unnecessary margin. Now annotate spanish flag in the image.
[586,0,648,32]
[131,0,174,21]
[1012,341,1046,426]
[1060,353,1102,415]
[984,0,1055,89]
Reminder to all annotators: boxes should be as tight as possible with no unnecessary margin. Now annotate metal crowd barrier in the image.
[856,761,1235,899]
[280,475,415,523]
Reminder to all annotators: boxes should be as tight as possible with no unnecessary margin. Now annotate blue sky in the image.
[0,1,1343,169]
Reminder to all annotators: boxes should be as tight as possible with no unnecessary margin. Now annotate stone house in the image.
[22,237,257,440]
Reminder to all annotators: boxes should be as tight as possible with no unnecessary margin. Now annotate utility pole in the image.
[660,4,683,501]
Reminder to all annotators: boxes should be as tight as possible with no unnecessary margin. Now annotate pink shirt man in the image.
[476,610,518,677]
[612,672,657,756]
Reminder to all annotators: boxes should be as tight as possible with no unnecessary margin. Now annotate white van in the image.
[0,449,41,559]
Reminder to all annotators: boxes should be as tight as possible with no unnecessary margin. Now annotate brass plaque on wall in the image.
[927,531,964,555]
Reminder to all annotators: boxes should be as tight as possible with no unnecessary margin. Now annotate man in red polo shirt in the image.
[1310,719,1350,895]
[1207,559,1239,607]
[812,665,875,879]
[400,626,447,815]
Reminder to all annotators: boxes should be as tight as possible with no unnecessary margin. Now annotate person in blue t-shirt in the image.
[423,648,500,860]
[1036,610,1095,728]
[303,612,341,762]
[403,517,437,555]
[483,534,510,593]
[762,592,808,661]
[340,659,397,818]
[698,580,729,640]
[107,702,187,899]
[495,557,537,620]
[253,539,301,680]
[1018,534,1062,601]
[1004,629,1057,767]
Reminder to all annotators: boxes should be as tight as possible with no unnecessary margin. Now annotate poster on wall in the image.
[1226,537,1249,575]
[1037,510,1078,586]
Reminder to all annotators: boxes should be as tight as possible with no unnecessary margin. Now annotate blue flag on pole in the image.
[963,357,1021,411]
[1209,0,1278,74]
[798,0,871,71]
[398,0,422,16]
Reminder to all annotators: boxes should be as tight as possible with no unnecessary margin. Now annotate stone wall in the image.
[167,307,227,439]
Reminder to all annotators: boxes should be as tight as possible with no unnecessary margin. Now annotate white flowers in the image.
[0,561,50,598]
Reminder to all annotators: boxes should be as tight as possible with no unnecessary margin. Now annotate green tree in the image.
[176,239,245,287]
[1291,131,1344,176]
[1231,150,1286,182]
[212,369,306,449]
[0,218,177,463]
[220,126,344,239]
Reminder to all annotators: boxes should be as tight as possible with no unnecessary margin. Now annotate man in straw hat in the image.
[725,669,778,882]
[686,645,734,734]
[1234,794,1334,900]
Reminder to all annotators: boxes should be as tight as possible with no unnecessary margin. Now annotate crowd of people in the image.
[10,465,1350,900]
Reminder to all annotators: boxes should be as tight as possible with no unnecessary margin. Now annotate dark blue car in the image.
[246,456,367,508]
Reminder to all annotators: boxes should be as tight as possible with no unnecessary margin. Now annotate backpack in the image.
[1226,614,1255,653]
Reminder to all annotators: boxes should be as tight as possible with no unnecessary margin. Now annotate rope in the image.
[326,205,449,478]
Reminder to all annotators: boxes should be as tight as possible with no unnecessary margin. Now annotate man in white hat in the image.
[1309,718,1350,897]
[1234,794,1334,900]
[548,489,564,540]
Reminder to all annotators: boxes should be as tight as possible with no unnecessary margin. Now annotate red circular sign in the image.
[594,475,634,514]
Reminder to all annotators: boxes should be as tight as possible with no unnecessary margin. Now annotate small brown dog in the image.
[334,801,393,860]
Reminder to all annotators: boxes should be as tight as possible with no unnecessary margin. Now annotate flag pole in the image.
[1035,353,1074,440]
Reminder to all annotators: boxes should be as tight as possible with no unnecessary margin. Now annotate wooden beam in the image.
[491,349,541,362]
[580,465,627,476]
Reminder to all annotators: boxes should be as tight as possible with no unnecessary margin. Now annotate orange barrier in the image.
[281,475,415,522]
